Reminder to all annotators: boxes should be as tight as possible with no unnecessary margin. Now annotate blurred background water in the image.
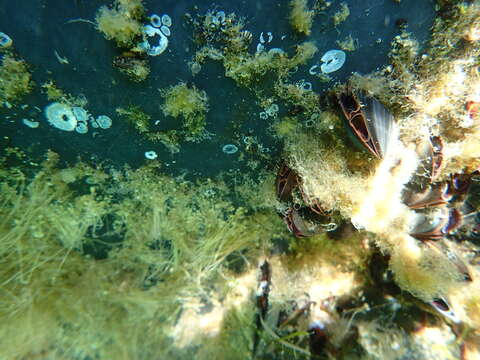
[0,0,435,177]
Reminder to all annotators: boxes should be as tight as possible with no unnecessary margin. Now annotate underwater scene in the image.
[1,0,480,359]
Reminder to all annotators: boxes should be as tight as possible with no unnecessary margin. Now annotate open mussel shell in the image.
[283,207,337,237]
[256,260,271,320]
[338,89,397,159]
[448,173,474,204]
[409,208,450,241]
[469,211,480,238]
[403,182,451,209]
[283,208,321,237]
[409,207,465,241]
[403,170,476,211]
[429,297,461,324]
[452,206,480,240]
[299,185,331,216]
[308,321,328,356]
[430,136,444,180]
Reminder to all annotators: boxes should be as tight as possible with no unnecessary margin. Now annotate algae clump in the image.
[95,0,145,48]
[117,105,181,153]
[0,149,283,359]
[336,34,358,52]
[117,104,151,134]
[289,0,315,36]
[161,82,209,142]
[333,2,350,27]
[113,54,150,82]
[0,54,33,107]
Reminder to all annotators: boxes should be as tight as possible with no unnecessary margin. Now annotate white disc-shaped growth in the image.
[160,25,171,37]
[150,14,162,28]
[161,14,172,27]
[0,32,12,48]
[96,115,112,129]
[45,102,77,131]
[320,50,346,74]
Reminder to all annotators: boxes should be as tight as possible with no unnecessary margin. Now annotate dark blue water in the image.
[0,0,434,177]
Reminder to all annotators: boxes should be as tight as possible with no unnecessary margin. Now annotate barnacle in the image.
[321,50,346,74]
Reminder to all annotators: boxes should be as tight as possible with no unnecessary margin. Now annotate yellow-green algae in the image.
[0,148,384,359]
[0,150,287,359]
[41,80,88,107]
[191,10,318,90]
[114,54,150,82]
[277,3,480,346]
[95,0,145,48]
[116,105,181,153]
[289,0,315,36]
[116,95,210,152]
[336,34,358,52]
[117,104,151,134]
[0,53,33,107]
[3,1,480,358]
[161,82,209,142]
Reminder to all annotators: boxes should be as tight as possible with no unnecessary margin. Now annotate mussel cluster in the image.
[401,138,479,321]
[277,85,480,322]
[340,88,480,321]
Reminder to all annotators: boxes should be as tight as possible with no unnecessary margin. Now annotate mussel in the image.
[338,88,397,159]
